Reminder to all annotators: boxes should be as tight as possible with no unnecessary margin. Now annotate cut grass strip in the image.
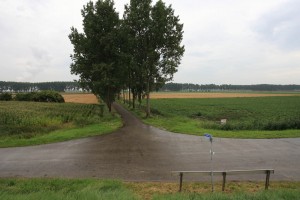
[0,178,138,200]
[127,181,300,200]
[144,116,300,139]
[0,179,299,200]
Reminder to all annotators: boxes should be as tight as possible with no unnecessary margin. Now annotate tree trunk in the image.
[128,87,131,107]
[123,89,125,104]
[138,93,142,107]
[146,79,150,117]
[107,88,112,112]
[132,92,136,109]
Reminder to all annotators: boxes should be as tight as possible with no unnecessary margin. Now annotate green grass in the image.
[125,96,300,138]
[0,101,122,147]
[0,179,299,200]
[0,178,138,200]
[152,190,300,200]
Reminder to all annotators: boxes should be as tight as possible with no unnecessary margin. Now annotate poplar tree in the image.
[69,0,122,112]
[123,0,184,117]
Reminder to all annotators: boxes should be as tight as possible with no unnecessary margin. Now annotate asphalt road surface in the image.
[0,103,299,181]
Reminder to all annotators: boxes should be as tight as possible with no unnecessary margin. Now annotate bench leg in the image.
[265,170,271,190]
[179,172,183,192]
[222,172,227,191]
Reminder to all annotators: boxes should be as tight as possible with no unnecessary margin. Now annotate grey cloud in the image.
[254,0,300,51]
[15,47,53,81]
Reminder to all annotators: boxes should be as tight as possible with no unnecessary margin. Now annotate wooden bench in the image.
[171,169,275,192]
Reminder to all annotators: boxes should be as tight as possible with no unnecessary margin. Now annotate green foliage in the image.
[0,179,138,200]
[125,96,300,138]
[0,92,12,101]
[69,0,123,112]
[143,97,300,131]
[15,93,32,101]
[70,0,184,115]
[0,101,112,138]
[123,0,185,116]
[0,179,299,200]
[14,91,65,103]
[0,81,80,92]
[32,90,65,103]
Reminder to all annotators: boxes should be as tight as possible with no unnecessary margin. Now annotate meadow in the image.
[130,96,300,138]
[0,178,299,200]
[0,101,121,147]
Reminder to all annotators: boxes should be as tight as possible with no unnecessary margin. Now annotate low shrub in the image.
[0,92,12,101]
[14,91,65,103]
[15,93,33,101]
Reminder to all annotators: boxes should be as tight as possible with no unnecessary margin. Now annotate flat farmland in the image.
[0,98,121,147]
[62,93,99,104]
[150,92,300,99]
[127,93,300,138]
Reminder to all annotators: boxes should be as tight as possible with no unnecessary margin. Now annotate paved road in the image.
[0,103,299,181]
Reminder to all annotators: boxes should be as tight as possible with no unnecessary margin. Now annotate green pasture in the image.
[0,101,122,147]
[130,96,300,138]
[0,178,299,200]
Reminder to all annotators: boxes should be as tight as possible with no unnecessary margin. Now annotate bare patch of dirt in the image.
[62,93,99,104]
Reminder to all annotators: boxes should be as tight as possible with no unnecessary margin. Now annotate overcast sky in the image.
[0,0,299,84]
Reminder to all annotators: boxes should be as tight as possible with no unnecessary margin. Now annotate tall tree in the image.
[69,0,122,112]
[123,0,184,117]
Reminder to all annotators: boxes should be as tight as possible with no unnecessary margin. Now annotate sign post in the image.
[204,133,214,192]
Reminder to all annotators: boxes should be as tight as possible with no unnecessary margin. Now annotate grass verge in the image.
[0,178,137,200]
[0,178,299,200]
[143,115,300,139]
[0,117,121,147]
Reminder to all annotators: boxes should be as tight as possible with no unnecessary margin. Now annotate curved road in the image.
[0,103,299,181]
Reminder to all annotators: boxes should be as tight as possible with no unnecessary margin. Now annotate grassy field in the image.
[0,178,299,200]
[127,96,300,138]
[149,92,300,99]
[0,101,121,147]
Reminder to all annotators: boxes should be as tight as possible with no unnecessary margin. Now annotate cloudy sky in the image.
[0,0,299,84]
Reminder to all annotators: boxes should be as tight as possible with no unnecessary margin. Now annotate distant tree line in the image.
[160,83,300,92]
[1,81,299,93]
[0,81,83,93]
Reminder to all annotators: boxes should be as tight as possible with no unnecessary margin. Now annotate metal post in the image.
[222,172,227,191]
[204,133,214,193]
[265,170,271,190]
[179,172,183,192]
[210,137,214,192]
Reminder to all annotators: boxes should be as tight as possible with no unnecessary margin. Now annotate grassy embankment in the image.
[0,101,122,147]
[125,96,300,138]
[0,178,299,200]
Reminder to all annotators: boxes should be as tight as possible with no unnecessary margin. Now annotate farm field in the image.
[149,92,300,99]
[126,95,300,138]
[0,100,121,147]
[62,93,99,104]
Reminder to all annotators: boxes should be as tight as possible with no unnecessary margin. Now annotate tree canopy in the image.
[69,0,123,111]
[69,0,184,115]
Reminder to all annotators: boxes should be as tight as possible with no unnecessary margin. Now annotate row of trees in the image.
[69,0,185,116]
[0,81,81,92]
[2,81,299,93]
[160,83,300,92]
